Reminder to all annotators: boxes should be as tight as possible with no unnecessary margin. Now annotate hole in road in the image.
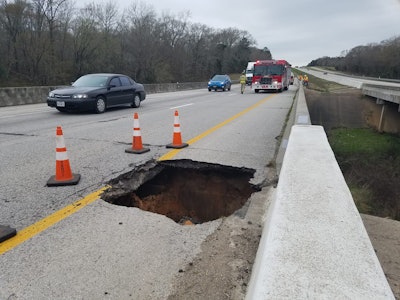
[101,160,259,224]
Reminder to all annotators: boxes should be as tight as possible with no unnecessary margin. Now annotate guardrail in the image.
[245,84,395,299]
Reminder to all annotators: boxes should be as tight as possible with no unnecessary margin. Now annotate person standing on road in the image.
[303,74,309,86]
[239,71,246,94]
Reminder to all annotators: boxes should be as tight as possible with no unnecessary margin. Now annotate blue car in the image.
[208,74,231,92]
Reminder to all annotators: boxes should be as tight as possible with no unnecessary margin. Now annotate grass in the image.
[329,128,400,158]
[328,128,400,220]
[348,185,375,215]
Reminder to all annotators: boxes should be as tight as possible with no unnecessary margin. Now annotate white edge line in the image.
[169,103,194,110]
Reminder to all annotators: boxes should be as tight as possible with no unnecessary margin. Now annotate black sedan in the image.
[47,73,146,113]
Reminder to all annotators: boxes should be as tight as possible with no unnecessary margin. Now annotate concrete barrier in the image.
[245,84,395,299]
[0,86,54,107]
[143,82,207,94]
[294,84,312,125]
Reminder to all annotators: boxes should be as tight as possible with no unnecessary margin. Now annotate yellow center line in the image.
[159,95,274,160]
[0,94,274,255]
[0,187,108,255]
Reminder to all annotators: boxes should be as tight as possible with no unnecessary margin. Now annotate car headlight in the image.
[49,92,54,97]
[73,94,88,99]
[273,81,278,85]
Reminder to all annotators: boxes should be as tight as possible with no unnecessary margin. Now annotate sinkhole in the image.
[101,160,259,224]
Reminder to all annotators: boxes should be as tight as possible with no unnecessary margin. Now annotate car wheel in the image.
[95,96,106,113]
[228,86,231,91]
[208,88,211,91]
[131,94,141,108]
[255,89,259,93]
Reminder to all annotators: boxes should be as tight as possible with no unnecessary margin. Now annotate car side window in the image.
[110,77,121,87]
[120,76,131,86]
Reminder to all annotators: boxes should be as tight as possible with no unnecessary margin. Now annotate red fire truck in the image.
[252,59,291,93]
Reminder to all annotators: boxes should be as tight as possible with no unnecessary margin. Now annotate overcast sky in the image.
[84,0,400,66]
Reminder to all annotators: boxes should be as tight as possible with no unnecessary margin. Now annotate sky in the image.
[83,0,400,67]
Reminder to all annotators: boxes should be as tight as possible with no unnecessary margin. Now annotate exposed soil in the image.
[102,159,259,224]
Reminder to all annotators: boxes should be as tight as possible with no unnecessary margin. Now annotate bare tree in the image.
[0,0,30,77]
[122,1,159,82]
[0,0,273,86]
[32,0,69,79]
[71,6,103,77]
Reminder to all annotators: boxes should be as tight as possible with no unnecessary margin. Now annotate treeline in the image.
[309,35,400,79]
[0,0,272,87]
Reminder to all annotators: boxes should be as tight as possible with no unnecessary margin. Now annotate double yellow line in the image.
[0,95,274,255]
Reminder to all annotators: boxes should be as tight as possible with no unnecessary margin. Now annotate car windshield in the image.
[212,75,227,81]
[73,75,109,87]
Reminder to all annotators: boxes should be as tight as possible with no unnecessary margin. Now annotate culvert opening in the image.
[101,160,259,224]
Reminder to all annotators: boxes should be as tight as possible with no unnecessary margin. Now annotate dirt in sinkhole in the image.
[101,159,260,224]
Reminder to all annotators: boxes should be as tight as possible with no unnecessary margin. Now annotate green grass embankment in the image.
[329,128,400,220]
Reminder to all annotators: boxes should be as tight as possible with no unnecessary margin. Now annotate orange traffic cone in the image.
[166,110,188,149]
[125,113,150,154]
[47,126,80,186]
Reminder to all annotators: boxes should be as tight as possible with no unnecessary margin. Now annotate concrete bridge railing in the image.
[245,84,395,299]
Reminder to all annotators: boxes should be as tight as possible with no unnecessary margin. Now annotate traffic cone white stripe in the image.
[56,151,69,161]
[133,128,141,136]
[173,122,181,132]
[56,131,69,161]
[56,136,66,148]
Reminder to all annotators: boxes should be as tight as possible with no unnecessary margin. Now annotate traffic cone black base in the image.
[47,173,81,187]
[166,142,188,149]
[0,224,17,243]
[125,147,150,154]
